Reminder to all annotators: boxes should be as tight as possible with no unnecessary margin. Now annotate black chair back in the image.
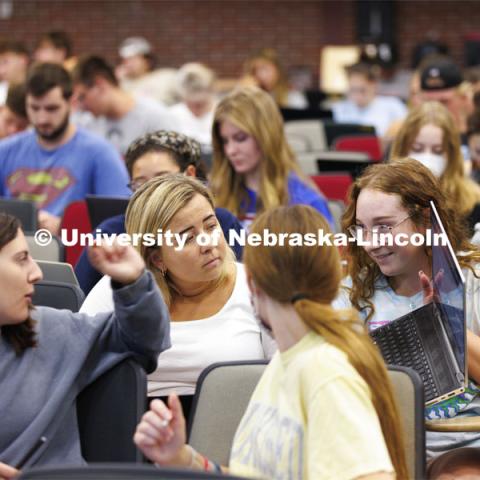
[0,198,37,232]
[77,358,147,463]
[32,280,85,312]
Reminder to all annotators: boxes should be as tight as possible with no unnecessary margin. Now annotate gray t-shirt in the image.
[74,96,177,155]
[0,270,170,468]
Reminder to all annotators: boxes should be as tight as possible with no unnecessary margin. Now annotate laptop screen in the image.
[430,201,467,380]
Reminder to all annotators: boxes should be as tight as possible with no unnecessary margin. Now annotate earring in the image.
[159,266,167,277]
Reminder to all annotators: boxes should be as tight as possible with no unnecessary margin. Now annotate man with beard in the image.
[0,63,130,234]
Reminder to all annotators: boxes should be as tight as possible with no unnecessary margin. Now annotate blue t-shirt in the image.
[75,208,244,295]
[0,128,130,216]
[239,173,333,229]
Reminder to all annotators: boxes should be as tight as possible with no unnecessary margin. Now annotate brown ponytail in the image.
[244,205,408,479]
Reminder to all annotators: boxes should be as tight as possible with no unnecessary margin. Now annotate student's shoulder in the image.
[97,214,126,235]
[0,129,36,153]
[295,336,361,390]
[134,95,169,116]
[287,172,327,206]
[31,305,103,339]
[215,207,241,228]
[375,95,407,111]
[74,127,119,155]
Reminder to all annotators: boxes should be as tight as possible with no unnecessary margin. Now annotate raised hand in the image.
[38,210,61,236]
[88,242,145,286]
[134,393,188,466]
[419,269,444,305]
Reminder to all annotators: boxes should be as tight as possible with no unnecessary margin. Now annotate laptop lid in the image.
[430,200,467,386]
[86,195,129,230]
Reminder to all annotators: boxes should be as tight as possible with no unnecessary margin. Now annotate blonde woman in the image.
[81,174,274,418]
[210,86,332,229]
[168,63,216,148]
[134,205,408,479]
[390,101,480,232]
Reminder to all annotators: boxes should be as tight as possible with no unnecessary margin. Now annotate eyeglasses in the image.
[348,215,412,240]
[127,179,147,192]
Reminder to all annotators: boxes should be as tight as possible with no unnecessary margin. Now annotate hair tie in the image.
[291,293,308,304]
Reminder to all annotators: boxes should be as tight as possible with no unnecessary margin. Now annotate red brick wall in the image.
[396,0,480,69]
[0,0,479,80]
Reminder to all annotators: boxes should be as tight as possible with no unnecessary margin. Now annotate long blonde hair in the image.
[125,173,234,307]
[210,86,307,217]
[390,101,480,216]
[243,205,408,479]
[342,158,480,321]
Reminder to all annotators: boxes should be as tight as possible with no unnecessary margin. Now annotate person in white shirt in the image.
[81,174,274,419]
[169,63,216,151]
[332,62,407,138]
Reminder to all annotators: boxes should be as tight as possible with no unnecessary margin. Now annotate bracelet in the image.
[186,444,221,473]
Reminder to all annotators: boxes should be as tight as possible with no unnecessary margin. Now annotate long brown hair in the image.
[0,213,37,355]
[210,86,310,218]
[342,157,480,321]
[243,48,290,107]
[243,205,408,479]
[390,101,480,216]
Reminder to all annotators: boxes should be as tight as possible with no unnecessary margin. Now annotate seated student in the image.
[334,158,480,476]
[0,213,170,477]
[0,82,29,139]
[75,130,243,295]
[81,174,274,419]
[332,62,407,138]
[467,93,480,184]
[0,63,130,235]
[240,48,308,109]
[72,55,176,155]
[209,86,332,230]
[134,204,408,479]
[391,101,480,235]
[168,63,216,150]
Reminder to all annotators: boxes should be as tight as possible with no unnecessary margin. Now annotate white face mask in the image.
[408,152,447,178]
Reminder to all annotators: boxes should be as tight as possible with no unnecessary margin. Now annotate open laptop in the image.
[86,195,129,230]
[370,201,467,405]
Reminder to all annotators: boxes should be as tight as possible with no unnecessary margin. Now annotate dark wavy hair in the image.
[0,214,37,355]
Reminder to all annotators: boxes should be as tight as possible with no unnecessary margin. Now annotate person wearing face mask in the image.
[390,101,480,235]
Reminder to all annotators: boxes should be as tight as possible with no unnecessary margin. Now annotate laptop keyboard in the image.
[371,317,439,401]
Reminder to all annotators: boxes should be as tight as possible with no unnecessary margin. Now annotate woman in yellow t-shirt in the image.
[134,205,408,480]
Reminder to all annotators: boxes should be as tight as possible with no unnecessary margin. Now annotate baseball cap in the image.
[420,58,463,91]
[118,37,152,59]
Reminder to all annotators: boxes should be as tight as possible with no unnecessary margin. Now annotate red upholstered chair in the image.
[311,173,353,204]
[333,135,383,162]
[60,200,92,267]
